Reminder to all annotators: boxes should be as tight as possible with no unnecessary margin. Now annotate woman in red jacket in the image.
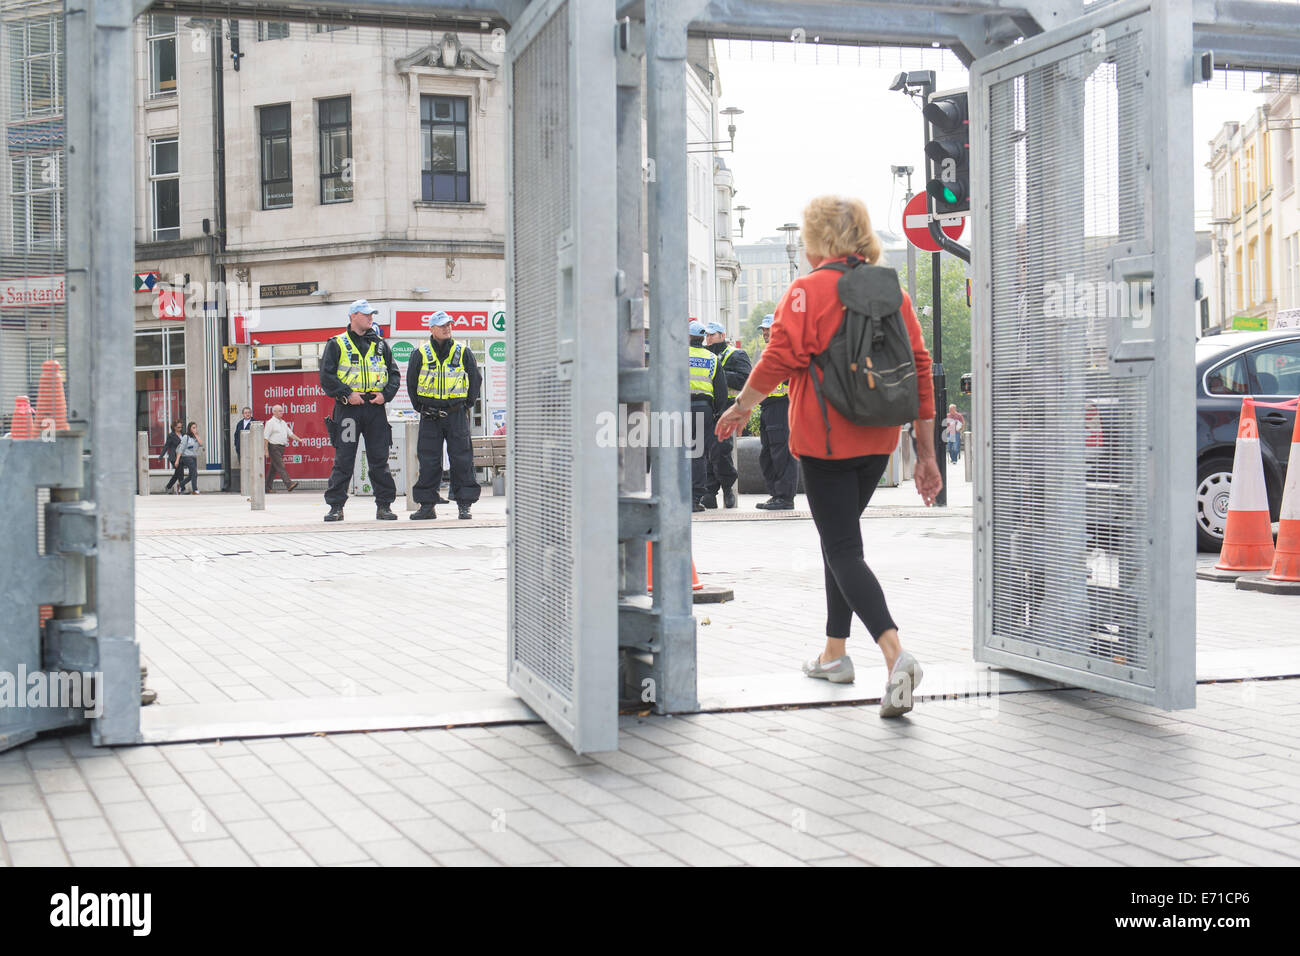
[717,196,943,717]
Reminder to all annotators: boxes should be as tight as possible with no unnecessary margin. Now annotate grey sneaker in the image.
[802,654,855,684]
[880,651,924,717]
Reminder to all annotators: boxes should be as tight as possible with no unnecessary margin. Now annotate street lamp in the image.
[734,204,749,238]
[688,106,743,153]
[778,222,800,281]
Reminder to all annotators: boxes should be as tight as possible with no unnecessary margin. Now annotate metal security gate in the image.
[970,0,1195,708]
[505,0,618,752]
[1,0,141,752]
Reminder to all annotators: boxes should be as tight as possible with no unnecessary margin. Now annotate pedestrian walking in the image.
[701,321,751,509]
[688,319,728,513]
[754,314,797,510]
[942,405,964,464]
[319,300,401,522]
[716,195,941,717]
[263,404,301,493]
[177,421,203,495]
[407,310,482,520]
[162,420,185,494]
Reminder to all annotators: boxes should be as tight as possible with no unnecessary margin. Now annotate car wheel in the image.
[1196,457,1233,552]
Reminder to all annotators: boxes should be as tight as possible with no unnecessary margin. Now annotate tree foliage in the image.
[907,254,972,419]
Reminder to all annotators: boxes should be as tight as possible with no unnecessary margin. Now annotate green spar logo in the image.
[492,311,506,332]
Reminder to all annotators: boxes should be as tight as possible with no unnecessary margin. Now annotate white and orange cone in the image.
[1266,407,1300,582]
[1216,398,1275,572]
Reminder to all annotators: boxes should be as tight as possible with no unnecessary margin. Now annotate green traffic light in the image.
[943,186,958,204]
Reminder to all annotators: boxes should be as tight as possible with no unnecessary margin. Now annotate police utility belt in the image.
[420,402,467,419]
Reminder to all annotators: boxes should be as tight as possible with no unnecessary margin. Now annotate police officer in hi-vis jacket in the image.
[701,320,752,509]
[755,313,796,510]
[688,319,728,513]
[319,300,401,522]
[407,310,482,520]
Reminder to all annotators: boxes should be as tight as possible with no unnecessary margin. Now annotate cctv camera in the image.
[889,72,908,92]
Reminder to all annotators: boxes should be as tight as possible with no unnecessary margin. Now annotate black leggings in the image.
[799,453,898,642]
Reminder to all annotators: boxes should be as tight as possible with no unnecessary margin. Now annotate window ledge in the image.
[414,201,486,211]
[145,93,178,108]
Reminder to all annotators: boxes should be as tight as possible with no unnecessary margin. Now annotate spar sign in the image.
[393,310,493,334]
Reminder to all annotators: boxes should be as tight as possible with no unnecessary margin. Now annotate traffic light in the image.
[924,90,969,215]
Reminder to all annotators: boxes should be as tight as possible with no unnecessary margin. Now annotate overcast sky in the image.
[714,39,1269,247]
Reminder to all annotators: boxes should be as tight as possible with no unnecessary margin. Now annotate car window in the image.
[1248,340,1300,396]
[1206,356,1250,395]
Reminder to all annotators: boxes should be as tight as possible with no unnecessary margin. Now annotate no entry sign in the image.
[903,192,965,252]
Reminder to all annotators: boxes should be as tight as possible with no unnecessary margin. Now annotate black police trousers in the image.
[690,398,715,501]
[705,405,737,495]
[759,397,798,500]
[413,407,481,506]
[325,401,396,507]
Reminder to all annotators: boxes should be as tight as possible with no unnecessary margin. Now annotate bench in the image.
[471,435,507,474]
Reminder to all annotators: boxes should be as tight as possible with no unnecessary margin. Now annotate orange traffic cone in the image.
[35,359,68,432]
[1266,406,1300,582]
[1216,398,1275,572]
[645,541,703,592]
[9,395,38,438]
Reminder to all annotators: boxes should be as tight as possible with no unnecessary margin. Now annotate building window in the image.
[257,22,290,41]
[315,23,348,33]
[1247,239,1259,306]
[1245,144,1257,208]
[1283,138,1295,195]
[147,15,177,97]
[1232,159,1240,215]
[1264,227,1274,302]
[318,96,352,204]
[9,152,64,249]
[1262,128,1272,192]
[1283,235,1295,309]
[1215,173,1228,219]
[135,328,186,465]
[8,15,63,119]
[1234,247,1243,312]
[259,104,292,209]
[1291,234,1300,309]
[150,138,180,241]
[420,95,469,203]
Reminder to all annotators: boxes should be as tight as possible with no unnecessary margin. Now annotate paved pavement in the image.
[3,471,1298,866]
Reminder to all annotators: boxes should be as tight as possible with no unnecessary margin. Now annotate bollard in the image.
[250,420,266,511]
[241,431,252,500]
[405,419,420,511]
[964,430,973,482]
[137,431,150,495]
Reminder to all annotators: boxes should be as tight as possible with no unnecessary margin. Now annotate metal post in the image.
[136,432,150,495]
[404,420,420,511]
[87,0,140,745]
[249,421,265,511]
[964,430,973,482]
[931,249,948,506]
[616,18,647,597]
[645,0,699,713]
[905,188,918,309]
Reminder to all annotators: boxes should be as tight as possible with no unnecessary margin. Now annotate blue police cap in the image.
[688,320,706,337]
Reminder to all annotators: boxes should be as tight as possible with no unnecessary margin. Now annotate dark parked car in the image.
[1196,329,1300,551]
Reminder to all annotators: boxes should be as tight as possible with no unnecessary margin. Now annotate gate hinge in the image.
[47,499,98,555]
[44,614,99,672]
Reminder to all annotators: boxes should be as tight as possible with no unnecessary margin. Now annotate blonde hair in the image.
[801,196,882,265]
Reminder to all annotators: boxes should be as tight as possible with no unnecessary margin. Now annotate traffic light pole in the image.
[920,82,947,508]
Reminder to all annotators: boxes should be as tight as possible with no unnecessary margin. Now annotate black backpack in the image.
[808,257,919,454]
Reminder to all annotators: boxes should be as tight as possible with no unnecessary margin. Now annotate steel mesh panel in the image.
[987,33,1153,677]
[510,7,574,697]
[1,1,68,420]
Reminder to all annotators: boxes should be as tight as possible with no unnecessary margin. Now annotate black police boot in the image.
[692,499,706,513]
[458,504,472,520]
[700,494,718,509]
[410,504,436,520]
[723,485,737,509]
[324,506,344,522]
[755,497,775,510]
[768,497,795,511]
[376,504,398,520]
